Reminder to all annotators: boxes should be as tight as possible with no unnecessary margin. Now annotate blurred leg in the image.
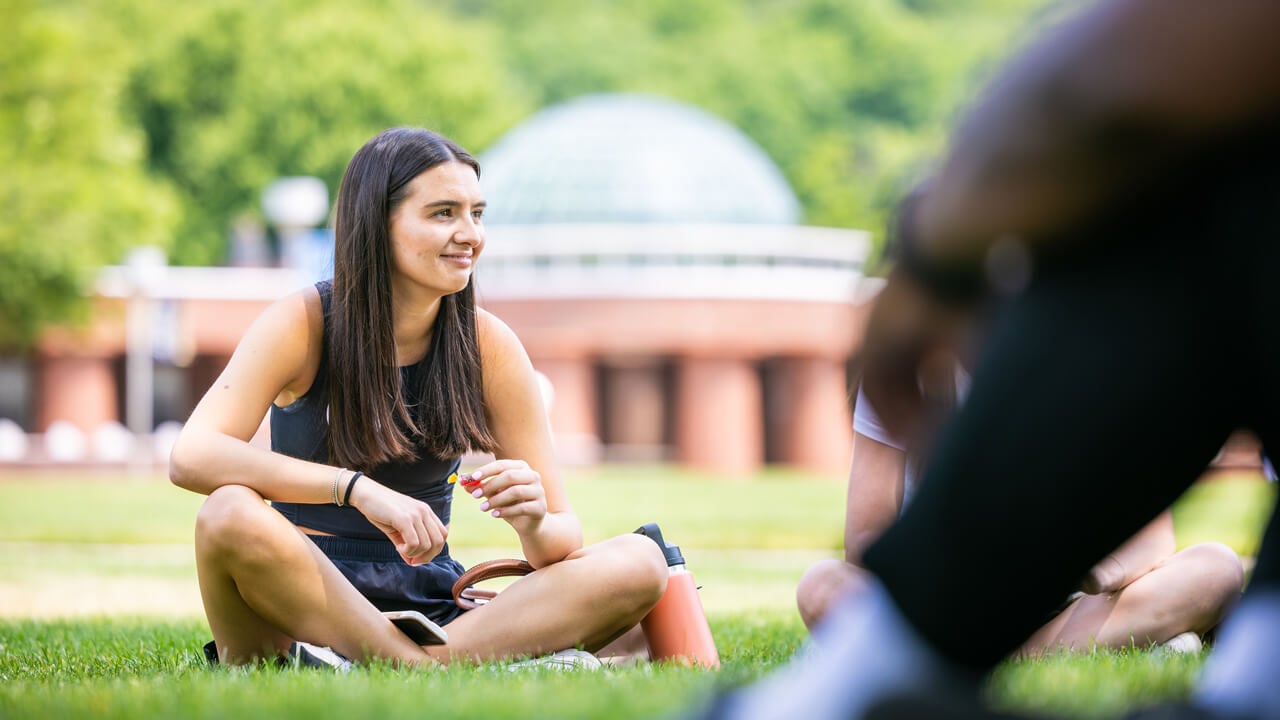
[796,559,872,631]
[1021,542,1243,653]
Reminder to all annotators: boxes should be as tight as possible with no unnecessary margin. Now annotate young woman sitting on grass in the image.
[169,127,667,668]
[797,378,1244,655]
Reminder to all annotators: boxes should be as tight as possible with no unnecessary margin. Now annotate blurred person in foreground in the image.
[796,374,1242,656]
[170,127,665,669]
[692,0,1280,717]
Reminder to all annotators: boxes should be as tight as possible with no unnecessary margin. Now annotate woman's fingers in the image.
[362,484,447,564]
[463,458,529,483]
[480,483,547,518]
[402,510,448,564]
[462,460,548,521]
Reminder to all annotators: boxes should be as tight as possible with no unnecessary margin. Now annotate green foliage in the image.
[116,0,527,266]
[470,0,1048,246]
[4,0,1055,347]
[0,0,178,350]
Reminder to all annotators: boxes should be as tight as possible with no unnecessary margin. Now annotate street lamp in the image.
[262,176,330,278]
[124,244,166,470]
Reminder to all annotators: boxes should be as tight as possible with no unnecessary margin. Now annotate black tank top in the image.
[270,280,460,540]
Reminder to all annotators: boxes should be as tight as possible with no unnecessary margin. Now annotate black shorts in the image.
[309,534,467,627]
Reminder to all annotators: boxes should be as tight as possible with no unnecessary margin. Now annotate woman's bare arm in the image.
[1080,510,1178,594]
[471,310,583,568]
[169,288,336,502]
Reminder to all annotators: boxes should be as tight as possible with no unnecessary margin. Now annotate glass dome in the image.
[478,93,801,226]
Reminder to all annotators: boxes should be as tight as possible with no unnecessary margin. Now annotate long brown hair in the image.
[328,127,496,468]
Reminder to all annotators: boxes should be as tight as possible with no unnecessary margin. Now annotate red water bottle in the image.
[636,523,721,668]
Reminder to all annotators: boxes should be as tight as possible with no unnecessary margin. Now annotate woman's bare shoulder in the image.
[476,308,523,353]
[253,286,323,349]
[475,308,537,385]
[242,285,325,404]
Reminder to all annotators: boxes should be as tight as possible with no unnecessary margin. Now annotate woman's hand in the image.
[1079,512,1176,595]
[460,459,548,531]
[1080,555,1127,595]
[348,477,448,565]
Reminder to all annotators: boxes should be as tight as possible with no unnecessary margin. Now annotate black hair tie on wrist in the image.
[342,471,364,507]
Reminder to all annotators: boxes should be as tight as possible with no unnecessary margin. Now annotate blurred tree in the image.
[118,0,527,266]
[0,0,178,351]
[458,0,1051,260]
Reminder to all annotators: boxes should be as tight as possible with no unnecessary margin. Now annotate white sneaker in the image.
[290,641,354,672]
[1155,631,1204,655]
[506,648,602,671]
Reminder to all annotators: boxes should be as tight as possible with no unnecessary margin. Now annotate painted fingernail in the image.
[490,509,501,517]
[479,501,490,511]
[471,489,483,498]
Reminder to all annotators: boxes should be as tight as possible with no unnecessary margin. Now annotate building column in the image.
[36,353,118,432]
[534,356,601,465]
[601,358,668,463]
[675,356,762,477]
[769,356,853,478]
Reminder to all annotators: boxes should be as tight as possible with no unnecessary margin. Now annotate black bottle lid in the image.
[635,522,686,567]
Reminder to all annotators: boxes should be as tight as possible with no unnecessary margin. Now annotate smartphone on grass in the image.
[384,610,448,646]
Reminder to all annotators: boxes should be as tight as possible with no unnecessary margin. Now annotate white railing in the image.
[95,265,309,301]
[478,223,873,302]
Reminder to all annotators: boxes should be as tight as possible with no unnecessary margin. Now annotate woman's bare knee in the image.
[605,533,668,611]
[195,485,287,561]
[1179,542,1244,629]
[1183,542,1244,592]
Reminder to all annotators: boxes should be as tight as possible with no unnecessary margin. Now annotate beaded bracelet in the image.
[332,467,348,506]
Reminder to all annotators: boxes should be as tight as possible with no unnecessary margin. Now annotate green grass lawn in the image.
[0,613,1211,720]
[0,467,1274,719]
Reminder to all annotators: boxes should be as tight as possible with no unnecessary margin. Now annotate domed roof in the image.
[478,94,801,225]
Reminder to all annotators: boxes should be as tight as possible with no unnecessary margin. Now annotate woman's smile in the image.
[440,251,474,268]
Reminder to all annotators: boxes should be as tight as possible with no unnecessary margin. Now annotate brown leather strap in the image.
[451,558,534,610]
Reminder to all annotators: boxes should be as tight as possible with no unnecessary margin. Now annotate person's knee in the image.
[1137,542,1246,636]
[603,533,669,612]
[195,485,278,559]
[1182,542,1245,611]
[796,559,862,631]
